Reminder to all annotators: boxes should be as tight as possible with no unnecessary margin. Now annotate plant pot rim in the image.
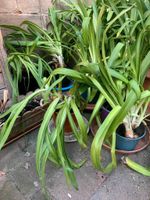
[90,119,150,154]
[116,129,146,141]
[55,83,73,91]
[48,116,89,142]
[116,122,146,141]
[101,105,111,112]
[103,130,150,154]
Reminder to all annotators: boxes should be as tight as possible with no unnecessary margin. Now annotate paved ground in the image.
[0,128,150,200]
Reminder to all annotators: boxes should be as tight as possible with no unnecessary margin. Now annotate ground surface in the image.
[0,129,150,200]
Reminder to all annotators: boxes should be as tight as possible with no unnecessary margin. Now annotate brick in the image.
[0,14,43,36]
[0,14,43,26]
[39,0,52,13]
[17,0,40,14]
[0,0,17,13]
[42,15,49,28]
[0,73,4,86]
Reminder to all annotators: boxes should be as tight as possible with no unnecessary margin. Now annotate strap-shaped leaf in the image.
[91,106,121,171]
[123,157,150,176]
[36,97,60,174]
[89,94,105,125]
[0,89,45,150]
[71,98,88,144]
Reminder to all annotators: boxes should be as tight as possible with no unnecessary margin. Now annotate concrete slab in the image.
[47,164,106,200]
[0,176,25,200]
[90,146,150,200]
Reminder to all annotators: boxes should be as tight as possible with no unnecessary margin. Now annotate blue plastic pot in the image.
[55,78,73,92]
[100,105,146,151]
[116,127,146,151]
[56,84,73,92]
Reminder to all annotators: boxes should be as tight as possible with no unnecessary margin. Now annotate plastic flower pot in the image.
[100,105,147,151]
[90,119,150,154]
[82,90,100,110]
[100,103,111,122]
[116,123,146,151]
[51,114,89,142]
[82,91,99,103]
[55,78,73,92]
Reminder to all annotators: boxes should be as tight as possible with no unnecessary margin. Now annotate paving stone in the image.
[11,165,39,197]
[30,190,47,200]
[0,128,150,200]
[0,142,25,172]
[30,189,56,200]
[0,132,37,172]
[27,135,108,200]
[0,177,25,200]
[47,161,106,200]
[90,161,150,200]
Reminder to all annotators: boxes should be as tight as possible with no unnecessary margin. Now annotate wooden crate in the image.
[4,103,49,147]
[0,30,11,101]
[0,30,48,146]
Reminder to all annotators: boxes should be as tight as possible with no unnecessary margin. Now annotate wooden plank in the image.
[0,29,11,98]
[0,73,4,87]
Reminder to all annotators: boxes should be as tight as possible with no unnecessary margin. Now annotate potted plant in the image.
[0,4,89,192]
[0,0,150,195]
[0,72,89,190]
[53,0,150,172]
[0,6,76,103]
[54,1,150,180]
[85,0,150,170]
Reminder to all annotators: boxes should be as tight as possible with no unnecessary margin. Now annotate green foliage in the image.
[0,0,150,192]
[52,0,150,173]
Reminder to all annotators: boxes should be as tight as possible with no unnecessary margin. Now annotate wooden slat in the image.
[0,29,11,100]
[0,73,4,87]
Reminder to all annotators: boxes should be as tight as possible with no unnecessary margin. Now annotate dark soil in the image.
[117,123,145,138]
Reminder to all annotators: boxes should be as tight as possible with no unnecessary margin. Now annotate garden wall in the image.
[0,0,53,32]
[0,0,92,35]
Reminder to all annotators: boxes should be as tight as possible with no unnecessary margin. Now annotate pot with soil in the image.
[91,101,150,153]
[116,123,146,151]
[50,112,88,142]
[80,87,100,111]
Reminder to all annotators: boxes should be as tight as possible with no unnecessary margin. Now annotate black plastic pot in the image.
[82,90,100,111]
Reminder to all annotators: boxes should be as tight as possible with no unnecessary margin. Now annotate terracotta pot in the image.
[53,112,78,135]
[143,77,150,113]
